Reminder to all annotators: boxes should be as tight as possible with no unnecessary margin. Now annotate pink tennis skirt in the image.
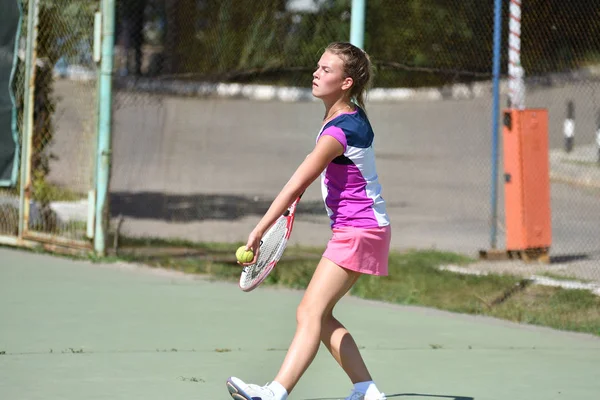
[323,225,392,276]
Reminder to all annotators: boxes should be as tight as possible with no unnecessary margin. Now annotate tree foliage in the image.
[148,0,599,88]
[366,0,494,87]
[27,0,600,89]
[521,0,600,72]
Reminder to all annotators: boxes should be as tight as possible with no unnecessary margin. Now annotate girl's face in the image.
[312,51,353,101]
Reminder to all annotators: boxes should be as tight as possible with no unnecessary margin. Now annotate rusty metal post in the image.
[18,0,39,239]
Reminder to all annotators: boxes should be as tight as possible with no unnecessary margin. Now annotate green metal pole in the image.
[350,0,366,49]
[18,0,39,238]
[94,0,115,255]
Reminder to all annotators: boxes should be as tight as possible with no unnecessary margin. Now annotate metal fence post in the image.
[17,0,39,239]
[563,100,575,153]
[489,0,503,250]
[94,0,115,256]
[596,110,600,165]
[350,0,366,49]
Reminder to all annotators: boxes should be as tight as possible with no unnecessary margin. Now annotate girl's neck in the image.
[323,100,354,123]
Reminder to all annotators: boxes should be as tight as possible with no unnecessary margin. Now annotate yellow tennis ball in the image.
[236,246,254,263]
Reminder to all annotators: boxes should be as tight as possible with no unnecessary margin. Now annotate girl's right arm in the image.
[242,135,344,261]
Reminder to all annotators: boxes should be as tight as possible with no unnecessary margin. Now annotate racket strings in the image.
[240,218,288,288]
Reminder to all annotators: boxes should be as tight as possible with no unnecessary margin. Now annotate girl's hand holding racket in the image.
[237,195,302,292]
[239,229,263,266]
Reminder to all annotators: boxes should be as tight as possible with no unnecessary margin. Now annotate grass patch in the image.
[0,184,83,203]
[488,286,600,335]
[7,236,596,337]
[108,238,600,337]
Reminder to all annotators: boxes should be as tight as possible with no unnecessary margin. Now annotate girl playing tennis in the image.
[227,42,390,400]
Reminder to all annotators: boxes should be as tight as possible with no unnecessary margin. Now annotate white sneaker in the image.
[345,390,387,400]
[226,377,276,400]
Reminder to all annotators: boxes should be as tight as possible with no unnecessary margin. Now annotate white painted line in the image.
[439,264,600,296]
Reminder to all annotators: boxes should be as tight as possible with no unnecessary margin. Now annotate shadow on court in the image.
[307,395,473,400]
[110,191,325,222]
[1,247,599,400]
[549,253,594,264]
[388,395,472,400]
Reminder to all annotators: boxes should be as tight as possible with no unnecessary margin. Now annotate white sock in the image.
[267,380,288,400]
[354,381,382,398]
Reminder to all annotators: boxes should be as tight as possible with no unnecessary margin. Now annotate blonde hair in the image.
[325,42,373,111]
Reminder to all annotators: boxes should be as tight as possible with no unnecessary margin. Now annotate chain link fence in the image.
[509,1,600,265]
[2,1,598,275]
[0,0,99,250]
[108,0,600,274]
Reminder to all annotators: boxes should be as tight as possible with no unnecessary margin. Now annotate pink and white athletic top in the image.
[317,107,390,229]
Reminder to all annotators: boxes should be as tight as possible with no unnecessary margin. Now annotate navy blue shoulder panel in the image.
[323,107,373,148]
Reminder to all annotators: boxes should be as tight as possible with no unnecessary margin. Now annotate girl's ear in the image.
[342,76,354,91]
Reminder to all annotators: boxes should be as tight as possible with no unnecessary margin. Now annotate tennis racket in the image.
[239,195,302,292]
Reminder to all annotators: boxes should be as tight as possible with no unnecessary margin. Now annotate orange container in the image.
[502,108,552,251]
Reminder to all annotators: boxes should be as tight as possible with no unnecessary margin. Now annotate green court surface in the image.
[1,247,599,400]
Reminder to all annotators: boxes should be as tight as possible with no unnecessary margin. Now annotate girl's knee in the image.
[296,300,328,326]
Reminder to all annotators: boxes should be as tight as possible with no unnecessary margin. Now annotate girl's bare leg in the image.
[273,257,363,393]
[320,313,372,384]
